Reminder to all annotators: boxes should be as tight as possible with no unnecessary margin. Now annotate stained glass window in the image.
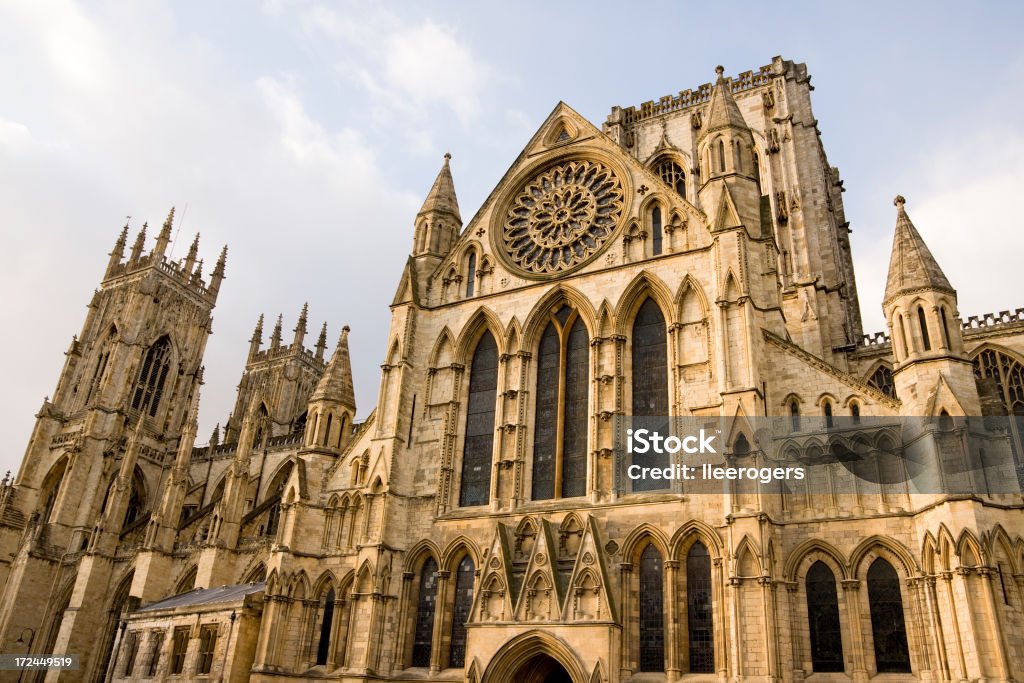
[460,332,497,507]
[412,558,438,667]
[867,558,911,673]
[974,349,1024,416]
[532,314,589,500]
[449,556,475,668]
[807,561,844,672]
[632,299,668,492]
[639,545,665,671]
[687,542,714,673]
[131,336,171,417]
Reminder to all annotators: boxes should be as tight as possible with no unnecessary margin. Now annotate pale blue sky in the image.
[1,1,1021,474]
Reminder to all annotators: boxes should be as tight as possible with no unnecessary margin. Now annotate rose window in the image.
[501,160,624,275]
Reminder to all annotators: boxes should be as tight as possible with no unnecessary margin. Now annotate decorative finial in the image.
[715,65,725,76]
[894,195,906,207]
[444,152,451,161]
[342,324,351,333]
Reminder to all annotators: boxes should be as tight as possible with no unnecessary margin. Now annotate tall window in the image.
[974,349,1024,416]
[639,545,664,671]
[717,140,726,173]
[449,556,475,668]
[316,588,335,666]
[940,307,951,348]
[867,558,911,673]
[460,332,497,507]
[917,307,931,351]
[170,627,189,675]
[753,152,762,193]
[532,310,589,500]
[466,252,476,297]
[687,542,714,673]
[632,299,668,492]
[790,401,800,432]
[131,336,171,417]
[806,561,843,672]
[651,207,663,256]
[121,631,139,676]
[824,401,834,429]
[411,558,438,667]
[146,631,164,677]
[196,624,217,675]
[654,159,686,198]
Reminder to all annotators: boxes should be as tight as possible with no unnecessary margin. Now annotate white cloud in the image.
[0,116,30,148]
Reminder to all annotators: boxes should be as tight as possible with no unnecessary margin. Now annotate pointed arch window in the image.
[131,336,171,417]
[851,402,861,424]
[867,558,911,673]
[790,400,800,432]
[824,401,834,429]
[806,561,843,672]
[316,588,335,665]
[753,152,762,194]
[687,541,714,673]
[466,252,476,297]
[532,309,589,500]
[631,299,669,492]
[411,558,438,667]
[940,307,951,349]
[449,556,474,668]
[868,365,896,398]
[460,331,497,507]
[917,306,931,351]
[717,140,726,173]
[974,349,1024,416]
[651,207,663,256]
[639,544,665,671]
[654,159,686,198]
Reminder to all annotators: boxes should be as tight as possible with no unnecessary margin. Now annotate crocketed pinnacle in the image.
[417,153,461,224]
[700,65,749,140]
[311,325,356,411]
[884,195,954,303]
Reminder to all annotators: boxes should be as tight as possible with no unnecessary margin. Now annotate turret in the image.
[153,207,174,259]
[209,245,227,297]
[105,223,129,278]
[129,223,147,262]
[248,314,264,361]
[182,233,199,275]
[315,322,328,361]
[270,314,283,352]
[305,326,356,451]
[883,196,979,414]
[696,66,763,236]
[411,153,462,257]
[292,302,308,349]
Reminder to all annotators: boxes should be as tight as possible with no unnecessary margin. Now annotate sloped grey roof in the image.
[137,582,265,612]
[884,196,954,303]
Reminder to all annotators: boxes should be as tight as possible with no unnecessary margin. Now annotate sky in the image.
[1,1,1022,476]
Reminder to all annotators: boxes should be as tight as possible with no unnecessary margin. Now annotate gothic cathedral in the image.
[1,57,1023,683]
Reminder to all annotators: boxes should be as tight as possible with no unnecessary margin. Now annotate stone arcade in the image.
[1,57,1023,683]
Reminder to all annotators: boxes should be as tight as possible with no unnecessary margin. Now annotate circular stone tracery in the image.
[502,160,624,275]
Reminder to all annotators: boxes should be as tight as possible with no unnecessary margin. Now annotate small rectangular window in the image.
[121,631,140,676]
[146,631,164,677]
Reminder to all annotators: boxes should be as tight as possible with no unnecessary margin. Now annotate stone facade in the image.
[0,56,1022,683]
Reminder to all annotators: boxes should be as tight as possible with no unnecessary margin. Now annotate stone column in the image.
[841,579,868,683]
[429,570,450,675]
[665,560,680,680]
[618,563,632,678]
[977,567,1011,682]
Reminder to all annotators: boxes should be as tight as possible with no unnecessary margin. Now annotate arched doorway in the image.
[511,653,573,683]
[481,631,585,683]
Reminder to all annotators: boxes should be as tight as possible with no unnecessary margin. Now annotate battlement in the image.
[857,307,1024,352]
[609,62,776,127]
[104,253,219,299]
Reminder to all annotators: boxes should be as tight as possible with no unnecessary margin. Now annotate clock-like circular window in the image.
[500,159,624,276]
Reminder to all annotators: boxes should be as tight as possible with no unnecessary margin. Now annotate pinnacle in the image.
[418,153,461,224]
[884,195,954,304]
[700,65,749,140]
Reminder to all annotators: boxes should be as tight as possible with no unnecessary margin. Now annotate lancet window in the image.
[460,332,497,507]
[131,336,171,417]
[532,308,589,500]
[867,558,911,673]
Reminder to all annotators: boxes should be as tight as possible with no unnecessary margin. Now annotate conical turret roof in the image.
[311,326,356,410]
[884,195,954,303]
[700,66,749,140]
[417,153,461,223]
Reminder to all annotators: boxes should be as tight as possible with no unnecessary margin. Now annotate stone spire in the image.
[311,325,356,411]
[270,314,283,351]
[106,223,129,277]
[883,195,954,305]
[417,152,461,224]
[209,244,227,297]
[129,223,148,262]
[249,313,264,360]
[699,65,749,141]
[183,233,200,274]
